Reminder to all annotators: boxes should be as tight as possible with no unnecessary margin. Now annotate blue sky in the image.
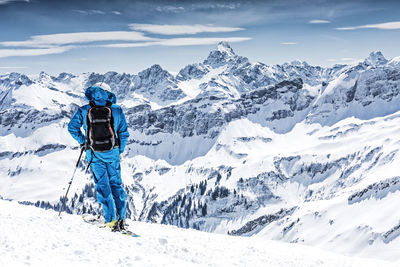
[0,0,399,75]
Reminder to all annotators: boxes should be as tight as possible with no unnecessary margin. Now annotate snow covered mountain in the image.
[1,42,400,263]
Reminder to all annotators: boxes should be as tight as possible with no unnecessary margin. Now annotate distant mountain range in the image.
[1,42,400,262]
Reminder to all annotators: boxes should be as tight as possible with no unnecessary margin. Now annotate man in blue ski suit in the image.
[68,82,129,231]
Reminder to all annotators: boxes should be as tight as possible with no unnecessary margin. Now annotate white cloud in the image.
[0,46,73,58]
[72,9,88,14]
[100,43,150,48]
[336,27,357,30]
[0,26,250,58]
[336,21,400,30]
[210,3,241,10]
[129,24,244,35]
[155,6,185,13]
[101,37,252,48]
[280,42,297,45]
[0,31,155,47]
[0,36,251,58]
[156,37,251,46]
[191,3,241,10]
[0,0,28,5]
[73,9,121,15]
[90,10,105,15]
[308,19,330,24]
[154,3,241,13]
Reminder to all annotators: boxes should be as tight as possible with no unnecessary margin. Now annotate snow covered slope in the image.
[134,111,400,263]
[0,199,395,267]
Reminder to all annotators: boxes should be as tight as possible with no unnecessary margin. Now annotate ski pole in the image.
[58,146,85,217]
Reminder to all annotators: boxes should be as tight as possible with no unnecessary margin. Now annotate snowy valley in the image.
[1,42,400,264]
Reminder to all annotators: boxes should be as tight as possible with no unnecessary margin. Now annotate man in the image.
[68,82,129,231]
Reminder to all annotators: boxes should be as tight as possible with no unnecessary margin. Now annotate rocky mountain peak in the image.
[389,56,400,66]
[36,71,53,85]
[365,51,387,66]
[39,71,51,79]
[139,64,173,80]
[281,60,310,68]
[217,41,236,57]
[203,41,238,68]
[133,64,185,105]
[0,72,32,91]
[54,72,76,82]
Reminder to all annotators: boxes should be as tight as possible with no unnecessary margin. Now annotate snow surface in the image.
[0,199,395,267]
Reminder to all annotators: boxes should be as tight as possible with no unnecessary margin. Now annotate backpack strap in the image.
[103,105,116,148]
[86,106,93,150]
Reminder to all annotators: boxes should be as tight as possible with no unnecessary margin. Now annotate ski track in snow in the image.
[0,200,396,267]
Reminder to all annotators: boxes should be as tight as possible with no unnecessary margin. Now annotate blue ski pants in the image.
[89,152,127,222]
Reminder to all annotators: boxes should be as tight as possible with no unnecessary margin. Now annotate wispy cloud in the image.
[102,37,252,48]
[190,3,242,11]
[340,57,357,61]
[129,24,244,35]
[90,10,105,15]
[72,9,88,15]
[0,46,73,58]
[0,24,250,58]
[280,42,297,45]
[153,3,241,13]
[0,0,29,5]
[308,19,330,24]
[336,21,400,30]
[155,5,185,13]
[0,31,155,47]
[73,9,121,15]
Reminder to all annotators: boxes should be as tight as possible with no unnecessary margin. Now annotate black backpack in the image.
[86,101,119,152]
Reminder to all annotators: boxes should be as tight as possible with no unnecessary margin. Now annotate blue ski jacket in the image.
[68,86,130,162]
